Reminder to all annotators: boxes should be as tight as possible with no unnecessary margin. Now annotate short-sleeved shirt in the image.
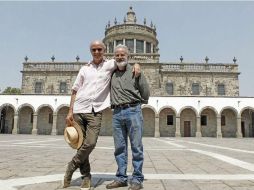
[72,59,116,113]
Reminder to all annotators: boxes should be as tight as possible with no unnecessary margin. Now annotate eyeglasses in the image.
[91,48,103,52]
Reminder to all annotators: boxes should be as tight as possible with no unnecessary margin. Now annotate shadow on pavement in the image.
[70,174,116,188]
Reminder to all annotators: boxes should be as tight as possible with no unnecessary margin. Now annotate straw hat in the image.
[64,121,83,149]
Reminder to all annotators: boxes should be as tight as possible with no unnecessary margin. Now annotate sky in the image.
[0,1,254,96]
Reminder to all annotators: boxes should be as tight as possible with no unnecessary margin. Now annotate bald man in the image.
[63,40,140,190]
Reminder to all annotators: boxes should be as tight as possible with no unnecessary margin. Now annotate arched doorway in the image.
[57,106,69,135]
[180,108,197,137]
[18,105,34,134]
[200,108,217,137]
[142,107,155,137]
[241,108,254,137]
[221,108,237,137]
[0,105,15,134]
[159,108,176,137]
[37,106,53,135]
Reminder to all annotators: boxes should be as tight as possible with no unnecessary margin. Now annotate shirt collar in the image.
[117,63,130,72]
[88,58,106,66]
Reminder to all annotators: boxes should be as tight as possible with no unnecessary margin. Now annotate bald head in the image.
[90,40,106,51]
[90,40,106,64]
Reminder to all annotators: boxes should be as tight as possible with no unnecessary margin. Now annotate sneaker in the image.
[63,161,77,188]
[128,182,143,190]
[106,180,128,189]
[80,176,92,190]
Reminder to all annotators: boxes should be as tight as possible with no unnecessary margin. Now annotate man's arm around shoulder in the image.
[137,72,150,104]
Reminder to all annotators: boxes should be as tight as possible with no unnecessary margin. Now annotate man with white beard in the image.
[106,44,150,190]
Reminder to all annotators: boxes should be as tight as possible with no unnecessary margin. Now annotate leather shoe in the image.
[106,180,128,189]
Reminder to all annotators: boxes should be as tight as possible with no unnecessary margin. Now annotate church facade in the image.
[1,7,253,138]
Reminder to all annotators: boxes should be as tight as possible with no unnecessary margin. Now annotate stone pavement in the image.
[1,135,254,190]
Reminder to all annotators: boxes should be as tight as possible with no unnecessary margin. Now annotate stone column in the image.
[134,39,136,53]
[196,116,202,137]
[32,113,38,135]
[51,113,57,135]
[236,117,243,138]
[123,39,125,46]
[216,116,222,138]
[106,44,109,53]
[12,112,19,134]
[154,114,160,137]
[175,116,181,137]
[151,43,154,53]
[144,40,146,53]
[113,40,116,49]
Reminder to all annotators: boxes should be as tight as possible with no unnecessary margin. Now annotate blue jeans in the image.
[112,104,144,184]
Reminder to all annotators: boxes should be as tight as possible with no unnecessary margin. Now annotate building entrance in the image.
[184,121,191,137]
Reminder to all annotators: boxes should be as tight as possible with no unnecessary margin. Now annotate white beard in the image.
[116,61,128,69]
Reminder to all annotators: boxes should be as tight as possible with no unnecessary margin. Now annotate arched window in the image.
[218,84,225,95]
[165,82,173,95]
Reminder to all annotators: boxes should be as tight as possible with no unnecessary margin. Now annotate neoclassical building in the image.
[21,7,239,97]
[1,7,253,137]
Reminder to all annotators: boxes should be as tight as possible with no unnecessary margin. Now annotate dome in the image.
[103,6,160,63]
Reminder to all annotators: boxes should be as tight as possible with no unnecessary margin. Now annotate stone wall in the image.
[57,107,69,135]
[37,107,53,135]
[242,109,253,137]
[200,109,217,137]
[141,64,160,96]
[160,72,239,96]
[21,72,78,94]
[221,109,237,137]
[18,107,33,134]
[159,108,176,137]
[4,108,14,134]
[21,62,239,97]
[180,109,197,137]
[142,108,155,137]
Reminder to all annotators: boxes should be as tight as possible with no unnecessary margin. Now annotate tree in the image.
[2,87,21,94]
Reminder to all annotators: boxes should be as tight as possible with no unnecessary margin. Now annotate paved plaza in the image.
[1,135,254,190]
